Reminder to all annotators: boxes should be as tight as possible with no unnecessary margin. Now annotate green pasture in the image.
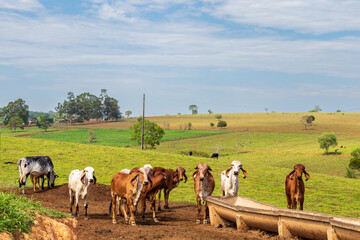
[1,135,360,218]
[21,129,225,147]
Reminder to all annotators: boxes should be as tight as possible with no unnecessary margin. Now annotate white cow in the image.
[221,161,247,196]
[68,167,96,219]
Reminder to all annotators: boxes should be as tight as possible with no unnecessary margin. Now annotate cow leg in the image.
[286,194,291,209]
[84,194,89,220]
[69,189,74,214]
[151,198,159,223]
[203,201,209,224]
[157,189,162,211]
[111,193,117,224]
[300,197,304,210]
[141,197,146,222]
[120,198,129,224]
[128,198,136,226]
[164,189,170,209]
[291,197,297,210]
[196,196,201,224]
[74,193,80,218]
[41,175,45,191]
[30,175,36,192]
[47,172,51,189]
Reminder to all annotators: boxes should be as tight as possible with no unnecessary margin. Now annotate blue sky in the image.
[1,0,360,116]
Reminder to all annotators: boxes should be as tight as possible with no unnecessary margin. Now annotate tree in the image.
[349,149,360,170]
[125,111,132,118]
[217,120,227,128]
[318,132,337,153]
[35,115,53,131]
[210,122,214,127]
[309,105,322,112]
[1,99,29,126]
[7,116,23,131]
[189,105,198,115]
[130,119,165,149]
[301,115,315,130]
[208,109,213,114]
[215,114,222,120]
[102,96,121,120]
[56,92,77,123]
[76,92,102,121]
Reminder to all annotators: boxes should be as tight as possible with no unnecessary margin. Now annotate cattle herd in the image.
[16,156,310,226]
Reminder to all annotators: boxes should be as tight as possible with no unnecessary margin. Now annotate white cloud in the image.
[202,0,360,34]
[0,0,43,12]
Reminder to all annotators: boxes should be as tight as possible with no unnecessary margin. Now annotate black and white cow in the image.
[17,156,58,194]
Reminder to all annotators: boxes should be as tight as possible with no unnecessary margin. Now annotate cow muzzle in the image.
[144,181,149,185]
[89,179,94,183]
[234,171,239,175]
[180,178,183,181]
[200,177,204,181]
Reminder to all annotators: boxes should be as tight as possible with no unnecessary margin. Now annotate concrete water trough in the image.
[205,195,360,240]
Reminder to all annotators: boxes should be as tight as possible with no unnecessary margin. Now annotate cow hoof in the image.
[203,220,208,224]
[112,220,117,224]
[130,221,137,226]
[154,218,159,223]
[164,206,169,209]
[196,220,201,224]
[141,218,146,223]
[84,217,89,220]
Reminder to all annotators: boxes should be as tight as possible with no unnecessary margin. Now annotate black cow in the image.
[210,153,219,159]
[17,156,58,194]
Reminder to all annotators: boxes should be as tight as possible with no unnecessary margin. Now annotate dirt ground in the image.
[10,184,281,240]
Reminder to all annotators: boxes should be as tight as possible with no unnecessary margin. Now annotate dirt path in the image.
[9,184,281,240]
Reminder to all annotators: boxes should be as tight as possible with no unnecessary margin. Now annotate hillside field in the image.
[1,112,360,219]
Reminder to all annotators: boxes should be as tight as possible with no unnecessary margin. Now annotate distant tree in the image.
[125,111,132,118]
[6,116,24,131]
[318,132,337,154]
[349,149,360,170]
[301,115,315,130]
[208,109,213,114]
[76,92,102,120]
[217,120,227,128]
[336,110,341,112]
[210,122,215,127]
[35,115,53,131]
[264,108,268,112]
[215,114,222,120]
[102,96,121,120]
[130,119,165,149]
[188,122,192,130]
[189,105,198,115]
[1,99,29,126]
[56,92,77,123]
[309,105,322,113]
[177,113,181,115]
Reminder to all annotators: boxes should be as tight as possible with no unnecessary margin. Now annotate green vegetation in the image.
[217,120,227,128]
[0,192,70,235]
[35,115,53,131]
[130,119,165,149]
[318,132,337,153]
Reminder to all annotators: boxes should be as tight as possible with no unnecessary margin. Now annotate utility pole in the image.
[141,94,145,150]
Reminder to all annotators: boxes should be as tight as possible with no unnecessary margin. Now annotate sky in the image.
[1,0,360,116]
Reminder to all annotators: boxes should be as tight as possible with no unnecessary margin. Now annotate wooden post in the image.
[278,218,292,240]
[141,94,145,150]
[236,215,248,232]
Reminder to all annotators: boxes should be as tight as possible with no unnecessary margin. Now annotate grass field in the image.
[1,112,360,219]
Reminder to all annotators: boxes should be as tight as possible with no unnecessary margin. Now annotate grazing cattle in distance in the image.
[68,167,97,219]
[110,170,147,226]
[189,151,193,156]
[210,153,219,159]
[153,167,188,210]
[221,160,247,196]
[285,164,310,210]
[193,163,215,224]
[140,171,167,222]
[17,156,58,194]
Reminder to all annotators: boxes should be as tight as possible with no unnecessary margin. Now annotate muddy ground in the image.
[9,184,281,240]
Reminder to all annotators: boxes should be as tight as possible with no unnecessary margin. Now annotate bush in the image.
[345,168,357,178]
[179,150,210,158]
[217,120,227,128]
[349,149,360,170]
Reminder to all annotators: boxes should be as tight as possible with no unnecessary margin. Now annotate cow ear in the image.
[192,170,198,180]
[303,170,310,181]
[130,173,139,186]
[183,173,188,183]
[225,167,232,178]
[93,175,97,184]
[208,167,212,171]
[81,171,86,184]
[287,170,295,180]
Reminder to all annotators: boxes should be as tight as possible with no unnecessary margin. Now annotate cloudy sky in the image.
[1,0,360,116]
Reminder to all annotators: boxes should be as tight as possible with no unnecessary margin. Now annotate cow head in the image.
[225,160,247,179]
[83,167,96,185]
[176,167,188,183]
[193,163,212,181]
[289,164,310,181]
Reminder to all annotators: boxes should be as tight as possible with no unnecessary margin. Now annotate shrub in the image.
[349,149,360,170]
[210,122,214,127]
[89,130,96,143]
[345,168,357,178]
[217,120,227,128]
[179,150,210,158]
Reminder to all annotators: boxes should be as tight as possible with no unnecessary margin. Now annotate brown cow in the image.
[285,164,310,210]
[30,175,41,191]
[140,172,167,222]
[110,170,147,226]
[193,163,215,224]
[153,167,187,210]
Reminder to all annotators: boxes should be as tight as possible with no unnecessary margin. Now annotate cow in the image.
[153,167,187,210]
[285,164,310,210]
[110,170,147,226]
[193,163,215,224]
[68,167,96,219]
[221,160,247,196]
[140,171,167,222]
[210,153,219,159]
[17,156,58,194]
